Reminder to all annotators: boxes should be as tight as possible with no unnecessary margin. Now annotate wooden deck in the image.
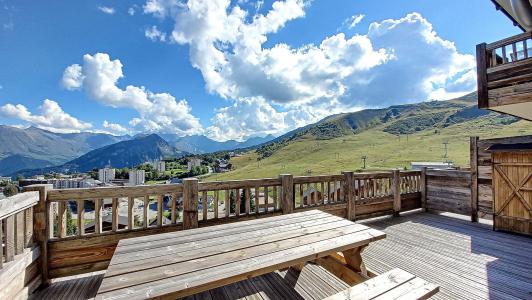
[30,212,532,300]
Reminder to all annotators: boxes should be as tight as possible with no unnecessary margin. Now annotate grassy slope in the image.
[206,117,532,181]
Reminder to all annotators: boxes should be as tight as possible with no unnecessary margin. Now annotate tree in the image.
[16,174,24,181]
[239,189,255,213]
[2,184,18,197]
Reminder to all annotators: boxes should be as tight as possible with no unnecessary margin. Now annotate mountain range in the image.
[0,126,275,176]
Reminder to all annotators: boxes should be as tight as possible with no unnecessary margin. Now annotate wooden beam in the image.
[470,136,479,222]
[392,170,401,217]
[476,43,489,108]
[342,171,355,221]
[183,178,199,229]
[420,167,427,212]
[279,174,294,214]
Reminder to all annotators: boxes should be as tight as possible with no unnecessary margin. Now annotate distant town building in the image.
[129,169,145,186]
[50,178,99,189]
[0,176,12,183]
[18,178,50,188]
[153,160,166,173]
[411,162,454,170]
[98,168,116,183]
[187,158,202,171]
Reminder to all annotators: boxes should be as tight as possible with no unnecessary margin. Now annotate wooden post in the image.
[23,184,52,287]
[183,178,199,229]
[392,170,401,217]
[279,174,294,214]
[420,167,427,212]
[476,43,489,108]
[342,171,355,221]
[470,136,479,222]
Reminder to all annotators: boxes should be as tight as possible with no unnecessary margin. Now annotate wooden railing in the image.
[0,189,43,299]
[0,191,39,268]
[477,32,532,108]
[39,170,424,280]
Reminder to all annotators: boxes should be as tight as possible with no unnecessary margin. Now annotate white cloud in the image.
[62,53,203,136]
[98,6,115,15]
[145,2,476,141]
[61,64,84,90]
[102,120,129,135]
[0,99,92,133]
[145,25,167,42]
[345,14,365,29]
[128,6,136,16]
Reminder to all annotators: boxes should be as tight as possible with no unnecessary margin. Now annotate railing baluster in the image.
[15,211,24,254]
[235,189,240,216]
[77,200,85,236]
[502,45,507,63]
[245,188,250,215]
[524,40,528,59]
[58,202,66,238]
[202,191,207,221]
[512,42,517,61]
[128,197,134,230]
[272,186,278,211]
[171,193,178,224]
[5,215,14,262]
[157,195,163,226]
[215,190,220,218]
[254,186,259,214]
[264,186,269,213]
[111,198,118,232]
[225,190,231,218]
[143,195,149,228]
[24,207,33,248]
[95,198,102,234]
[299,184,304,207]
[320,182,325,204]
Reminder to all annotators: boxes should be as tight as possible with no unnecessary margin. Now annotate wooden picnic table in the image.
[96,210,386,300]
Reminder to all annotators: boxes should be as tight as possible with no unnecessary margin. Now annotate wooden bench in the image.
[325,268,439,300]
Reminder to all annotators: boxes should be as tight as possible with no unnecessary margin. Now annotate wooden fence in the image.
[37,170,422,279]
[426,169,471,216]
[470,135,532,221]
[0,190,42,299]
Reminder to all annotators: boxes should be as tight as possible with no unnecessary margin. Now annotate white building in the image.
[153,160,166,173]
[98,168,116,183]
[129,169,145,186]
[411,162,453,170]
[0,176,12,183]
[187,158,202,171]
[51,178,99,189]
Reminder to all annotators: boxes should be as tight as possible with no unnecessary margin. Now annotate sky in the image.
[0,0,522,141]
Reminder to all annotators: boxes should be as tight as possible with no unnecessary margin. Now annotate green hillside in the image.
[206,94,532,181]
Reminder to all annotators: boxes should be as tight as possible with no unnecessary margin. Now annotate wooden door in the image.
[492,152,532,235]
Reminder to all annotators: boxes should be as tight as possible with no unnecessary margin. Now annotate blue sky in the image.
[0,0,521,141]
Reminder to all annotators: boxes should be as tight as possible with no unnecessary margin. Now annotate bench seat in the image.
[324,268,439,300]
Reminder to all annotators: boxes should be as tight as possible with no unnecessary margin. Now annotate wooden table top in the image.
[96,210,386,300]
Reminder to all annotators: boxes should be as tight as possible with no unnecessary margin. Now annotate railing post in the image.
[421,167,427,212]
[470,136,479,222]
[342,171,355,221]
[476,43,489,108]
[392,170,401,217]
[23,184,53,287]
[279,174,294,214]
[183,178,199,229]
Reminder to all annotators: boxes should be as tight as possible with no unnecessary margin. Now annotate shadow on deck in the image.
[31,212,532,300]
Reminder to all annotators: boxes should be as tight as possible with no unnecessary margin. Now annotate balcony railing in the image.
[476,31,532,112]
[3,167,481,298]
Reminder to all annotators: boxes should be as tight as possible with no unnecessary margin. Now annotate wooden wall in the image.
[0,246,41,299]
[472,135,532,218]
[426,170,471,215]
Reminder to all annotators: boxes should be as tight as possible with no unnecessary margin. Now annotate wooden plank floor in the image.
[30,212,532,299]
[360,211,532,300]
